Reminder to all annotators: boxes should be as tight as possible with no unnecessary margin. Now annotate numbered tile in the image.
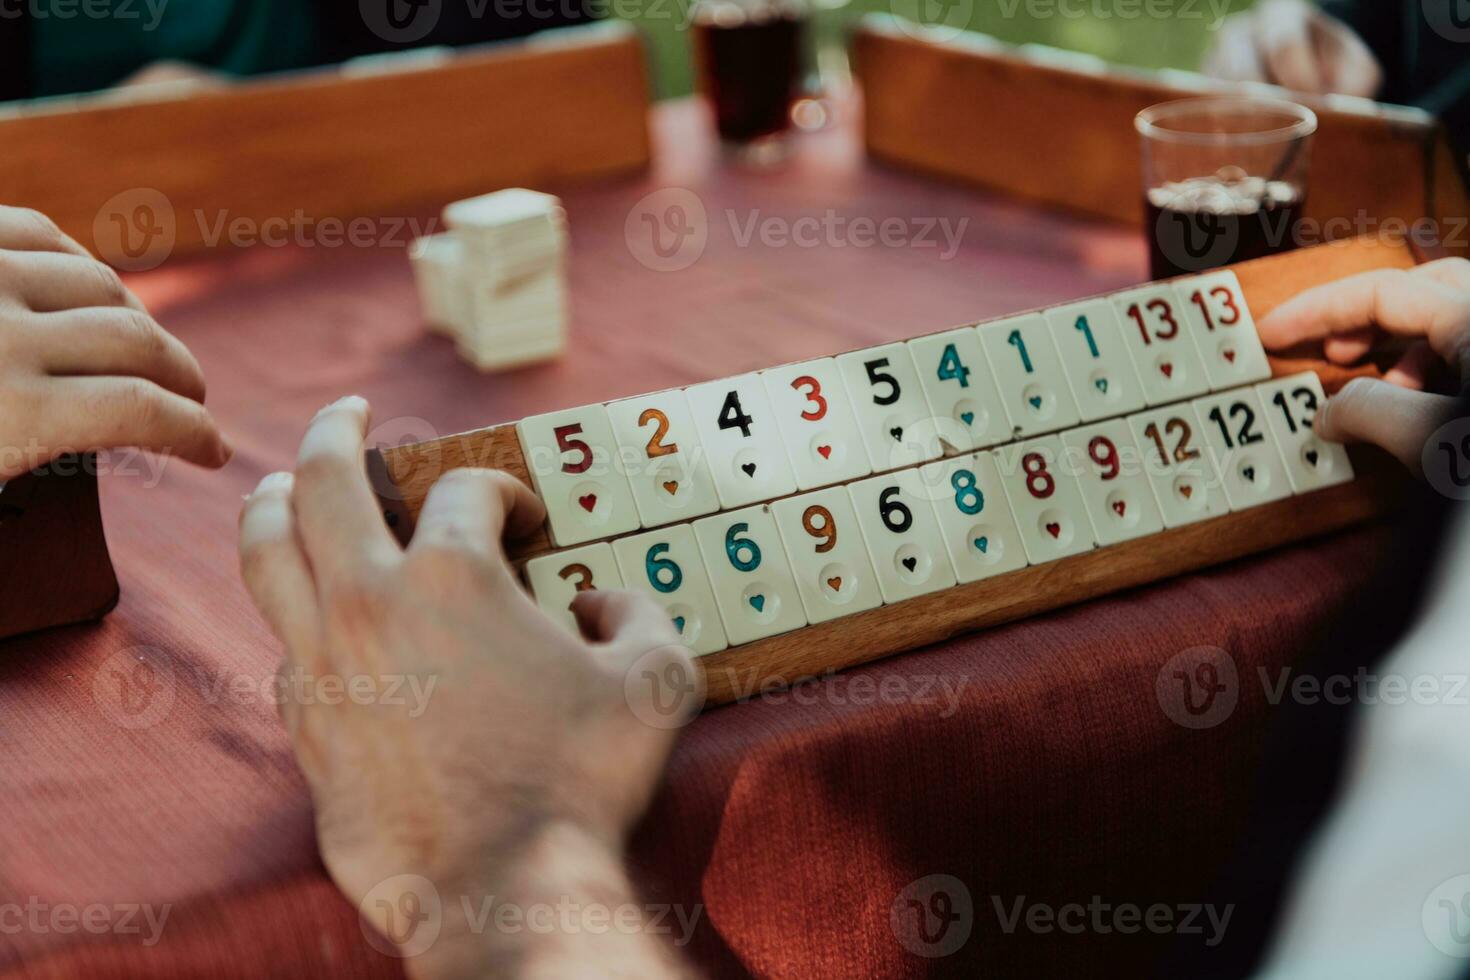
[517,404,640,546]
[1044,299,1146,422]
[612,525,728,656]
[606,389,721,529]
[919,453,1029,584]
[1059,419,1164,546]
[685,374,798,509]
[1192,389,1293,509]
[761,358,872,490]
[770,486,883,624]
[977,314,1081,438]
[524,543,623,634]
[993,436,1094,564]
[1111,285,1211,404]
[1256,372,1354,492]
[836,343,944,472]
[692,506,808,645]
[1128,404,1230,527]
[908,328,1013,452]
[847,472,958,603]
[1173,270,1271,389]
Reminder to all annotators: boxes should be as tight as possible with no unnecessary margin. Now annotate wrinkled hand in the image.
[1259,257,1470,474]
[0,205,230,479]
[238,397,696,979]
[1202,0,1381,98]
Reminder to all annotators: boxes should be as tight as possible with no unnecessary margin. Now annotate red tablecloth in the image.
[0,99,1386,978]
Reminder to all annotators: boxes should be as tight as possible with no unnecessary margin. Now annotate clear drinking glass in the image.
[1136,96,1317,279]
[691,0,809,162]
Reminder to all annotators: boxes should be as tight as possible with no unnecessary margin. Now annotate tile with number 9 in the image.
[847,471,958,603]
[770,486,883,624]
[524,542,624,634]
[919,452,1029,584]
[1044,299,1146,422]
[692,505,807,645]
[760,358,872,490]
[612,524,728,656]
[1255,372,1354,493]
[977,314,1081,438]
[907,328,1013,452]
[993,435,1094,563]
[1111,285,1211,404]
[606,389,721,529]
[517,403,641,546]
[685,374,799,509]
[1059,418,1164,546]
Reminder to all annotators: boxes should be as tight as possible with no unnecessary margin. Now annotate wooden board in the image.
[374,236,1416,704]
[853,17,1470,255]
[1,23,650,261]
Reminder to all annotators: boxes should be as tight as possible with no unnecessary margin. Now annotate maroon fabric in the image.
[0,99,1385,978]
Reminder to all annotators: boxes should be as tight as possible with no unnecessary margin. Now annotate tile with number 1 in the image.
[517,403,640,546]
[685,374,798,509]
[1044,299,1146,422]
[606,389,720,529]
[770,486,883,624]
[612,524,728,656]
[977,314,1081,438]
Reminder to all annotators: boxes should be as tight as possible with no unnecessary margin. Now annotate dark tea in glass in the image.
[692,0,806,148]
[1145,173,1303,279]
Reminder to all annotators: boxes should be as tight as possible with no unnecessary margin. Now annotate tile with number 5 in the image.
[1127,404,1230,527]
[761,358,872,490]
[517,403,640,546]
[524,542,624,634]
[977,314,1081,438]
[1044,299,1146,422]
[993,436,1094,564]
[919,453,1028,584]
[685,374,798,509]
[1059,418,1164,546]
[1173,270,1271,389]
[836,343,944,472]
[606,389,721,529]
[1255,372,1354,493]
[847,471,958,603]
[770,486,883,624]
[907,328,1013,452]
[692,506,807,646]
[1192,389,1292,509]
[612,524,728,656]
[1111,285,1210,404]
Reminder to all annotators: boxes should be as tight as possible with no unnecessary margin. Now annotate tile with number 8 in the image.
[770,486,883,624]
[907,328,1013,453]
[1192,389,1293,509]
[1173,270,1271,389]
[993,435,1094,564]
[606,389,721,529]
[1059,418,1164,546]
[517,403,641,546]
[685,374,798,509]
[524,542,624,634]
[612,524,728,656]
[1111,285,1211,404]
[919,452,1029,583]
[836,343,944,472]
[693,506,808,645]
[847,471,958,603]
[761,358,872,490]
[977,314,1081,438]
[1044,299,1146,422]
[1127,404,1230,526]
[1255,372,1354,492]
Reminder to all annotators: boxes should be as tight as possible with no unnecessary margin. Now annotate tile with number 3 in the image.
[685,374,798,509]
[907,328,1013,453]
[761,358,872,490]
[848,471,958,603]
[606,389,721,529]
[693,506,808,646]
[612,524,728,656]
[771,486,883,624]
[1256,372,1354,493]
[517,404,640,546]
[524,543,624,634]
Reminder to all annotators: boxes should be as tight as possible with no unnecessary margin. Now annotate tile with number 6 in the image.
[1173,270,1271,389]
[919,452,1028,584]
[612,524,728,656]
[761,358,872,490]
[770,486,883,624]
[1059,418,1164,546]
[1192,389,1292,509]
[1111,285,1211,404]
[977,314,1081,438]
[836,343,944,472]
[692,506,808,645]
[524,543,624,634]
[685,374,798,509]
[1044,299,1146,422]
[606,389,721,529]
[517,403,640,546]
[1127,404,1230,526]
[847,471,958,603]
[1255,372,1354,493]
[993,436,1094,564]
[907,328,1013,452]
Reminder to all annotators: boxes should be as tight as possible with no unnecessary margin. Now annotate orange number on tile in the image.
[638,408,678,458]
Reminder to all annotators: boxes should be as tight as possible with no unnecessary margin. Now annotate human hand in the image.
[238,397,697,979]
[0,205,230,479]
[1202,0,1381,98]
[1258,258,1470,474]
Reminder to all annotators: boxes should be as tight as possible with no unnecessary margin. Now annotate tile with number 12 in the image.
[1127,404,1230,527]
[1191,388,1293,510]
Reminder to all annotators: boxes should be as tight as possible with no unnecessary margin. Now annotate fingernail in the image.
[318,395,369,418]
[253,471,293,496]
[216,435,235,467]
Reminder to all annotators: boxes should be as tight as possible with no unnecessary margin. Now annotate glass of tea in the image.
[691,0,808,161]
[1136,97,1317,280]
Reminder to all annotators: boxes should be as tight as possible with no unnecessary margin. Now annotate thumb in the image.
[1315,377,1460,476]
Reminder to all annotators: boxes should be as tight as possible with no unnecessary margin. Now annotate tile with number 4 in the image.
[606,389,721,529]
[693,506,808,646]
[907,328,1013,453]
[993,435,1094,564]
[836,343,944,472]
[761,358,872,490]
[1044,299,1146,422]
[847,471,958,603]
[517,403,640,546]
[612,524,728,656]
[770,486,883,624]
[1059,418,1164,546]
[524,543,623,634]
[685,374,798,509]
[1111,285,1211,404]
[1173,270,1271,389]
[920,452,1029,584]
[1128,404,1230,527]
[1192,389,1293,509]
[977,314,1081,438]
[1256,372,1354,493]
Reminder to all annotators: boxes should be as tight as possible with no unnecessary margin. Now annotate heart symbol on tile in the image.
[1045,522,1061,539]
[901,556,918,572]
[749,594,766,613]
[741,462,757,477]
[1223,349,1237,363]
[1242,466,1256,482]
[826,576,843,592]
[1159,362,1174,379]
[672,616,686,633]
[817,445,832,460]
[1094,378,1109,394]
[1305,449,1320,467]
[974,536,988,553]
[662,480,679,495]
[1112,500,1126,517]
[578,493,597,513]
[960,411,975,427]
[1179,484,1194,499]
[1028,396,1043,410]
[890,427,904,442]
